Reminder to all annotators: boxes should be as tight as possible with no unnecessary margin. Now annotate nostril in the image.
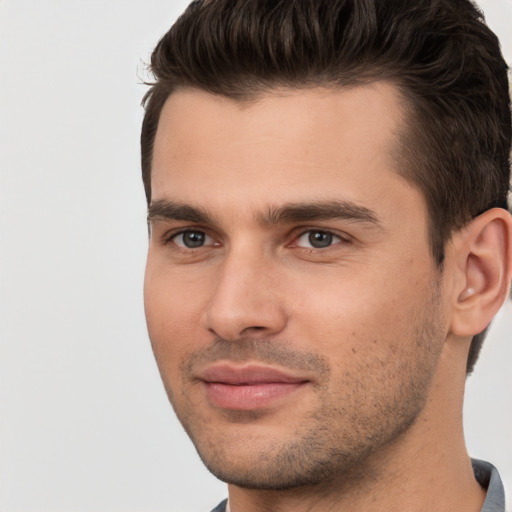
[242,326,266,334]
[203,290,288,340]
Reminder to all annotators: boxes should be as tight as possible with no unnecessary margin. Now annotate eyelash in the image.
[164,227,350,252]
[165,229,218,249]
[292,229,347,250]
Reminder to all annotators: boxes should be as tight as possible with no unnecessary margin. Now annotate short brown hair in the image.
[141,0,511,373]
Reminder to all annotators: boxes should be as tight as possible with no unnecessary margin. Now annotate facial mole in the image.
[351,348,357,354]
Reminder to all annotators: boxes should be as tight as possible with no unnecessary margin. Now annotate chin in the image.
[187,416,412,491]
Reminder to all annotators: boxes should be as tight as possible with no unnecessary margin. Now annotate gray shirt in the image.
[473,459,506,512]
[210,459,506,512]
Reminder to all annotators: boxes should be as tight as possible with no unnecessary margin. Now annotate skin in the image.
[144,84,508,512]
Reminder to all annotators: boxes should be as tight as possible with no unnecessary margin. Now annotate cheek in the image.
[144,268,206,375]
[289,267,428,359]
[293,280,442,418]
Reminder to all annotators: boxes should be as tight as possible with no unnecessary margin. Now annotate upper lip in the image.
[197,363,309,385]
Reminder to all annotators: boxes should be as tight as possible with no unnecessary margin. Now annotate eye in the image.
[295,230,343,249]
[171,230,216,249]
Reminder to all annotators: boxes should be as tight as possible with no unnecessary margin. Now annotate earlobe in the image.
[450,208,512,337]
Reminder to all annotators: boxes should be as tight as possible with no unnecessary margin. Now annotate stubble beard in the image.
[189,369,434,492]
[165,284,445,492]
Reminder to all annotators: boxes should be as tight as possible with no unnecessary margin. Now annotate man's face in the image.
[144,84,448,489]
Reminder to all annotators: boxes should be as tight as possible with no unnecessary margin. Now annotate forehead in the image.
[151,83,418,218]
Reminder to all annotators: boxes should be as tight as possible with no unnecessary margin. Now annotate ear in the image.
[449,208,512,337]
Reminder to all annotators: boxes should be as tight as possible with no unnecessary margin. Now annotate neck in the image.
[227,341,486,512]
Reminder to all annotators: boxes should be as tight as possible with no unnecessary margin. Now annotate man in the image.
[141,1,512,511]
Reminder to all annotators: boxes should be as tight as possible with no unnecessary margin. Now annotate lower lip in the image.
[203,381,306,410]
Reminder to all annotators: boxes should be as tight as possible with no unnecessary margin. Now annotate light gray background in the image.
[0,1,510,511]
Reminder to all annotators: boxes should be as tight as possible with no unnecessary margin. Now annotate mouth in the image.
[197,363,310,410]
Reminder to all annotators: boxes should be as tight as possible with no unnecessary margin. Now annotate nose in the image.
[201,249,288,341]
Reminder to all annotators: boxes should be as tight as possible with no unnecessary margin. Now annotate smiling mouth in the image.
[197,364,310,410]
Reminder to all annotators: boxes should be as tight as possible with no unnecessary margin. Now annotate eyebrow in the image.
[147,199,382,228]
[148,200,210,224]
[259,201,381,227]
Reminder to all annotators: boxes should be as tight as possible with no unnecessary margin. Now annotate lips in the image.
[197,364,309,410]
